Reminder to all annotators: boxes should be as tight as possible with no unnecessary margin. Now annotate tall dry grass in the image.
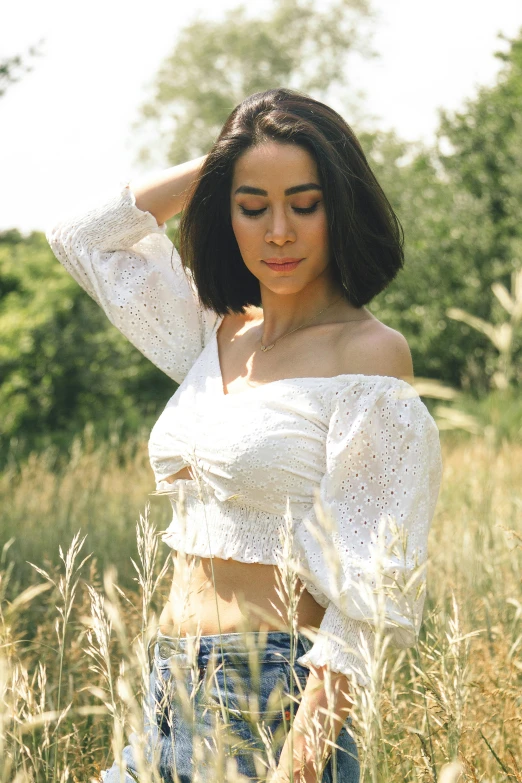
[0,426,521,782]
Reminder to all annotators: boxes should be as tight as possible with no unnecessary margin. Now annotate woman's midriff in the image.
[158,553,327,637]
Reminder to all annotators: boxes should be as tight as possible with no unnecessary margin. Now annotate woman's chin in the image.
[259,279,310,297]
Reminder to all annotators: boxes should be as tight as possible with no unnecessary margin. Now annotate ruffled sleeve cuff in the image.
[47,182,168,259]
[296,602,375,689]
[72,182,167,253]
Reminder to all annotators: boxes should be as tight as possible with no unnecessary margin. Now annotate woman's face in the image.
[230,141,332,296]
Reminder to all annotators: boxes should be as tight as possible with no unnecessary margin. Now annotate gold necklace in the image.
[259,295,366,352]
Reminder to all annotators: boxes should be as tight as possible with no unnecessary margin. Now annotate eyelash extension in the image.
[239,202,320,217]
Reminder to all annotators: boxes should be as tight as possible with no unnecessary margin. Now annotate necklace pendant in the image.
[260,343,275,352]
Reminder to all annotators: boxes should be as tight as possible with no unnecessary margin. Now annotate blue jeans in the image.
[102,630,360,782]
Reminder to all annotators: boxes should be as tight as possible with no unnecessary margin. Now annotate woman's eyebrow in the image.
[234,183,323,196]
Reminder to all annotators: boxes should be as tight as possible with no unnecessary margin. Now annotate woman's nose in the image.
[265,209,296,245]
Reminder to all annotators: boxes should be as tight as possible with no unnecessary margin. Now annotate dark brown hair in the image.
[179,88,404,315]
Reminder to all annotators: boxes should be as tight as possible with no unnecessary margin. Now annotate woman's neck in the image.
[256,280,352,346]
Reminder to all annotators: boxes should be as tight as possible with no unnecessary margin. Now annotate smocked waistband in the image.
[161,487,295,564]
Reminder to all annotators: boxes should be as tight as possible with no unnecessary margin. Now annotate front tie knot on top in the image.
[46,181,444,690]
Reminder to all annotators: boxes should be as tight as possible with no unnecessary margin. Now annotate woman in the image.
[46,88,443,782]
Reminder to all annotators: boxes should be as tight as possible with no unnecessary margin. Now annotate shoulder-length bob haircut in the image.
[180,88,404,315]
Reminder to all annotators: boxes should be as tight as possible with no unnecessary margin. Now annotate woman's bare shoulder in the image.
[220,306,263,334]
[338,318,414,382]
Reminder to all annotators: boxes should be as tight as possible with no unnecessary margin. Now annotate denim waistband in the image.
[149,629,313,669]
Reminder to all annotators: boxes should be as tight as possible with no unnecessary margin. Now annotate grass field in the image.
[1,421,521,782]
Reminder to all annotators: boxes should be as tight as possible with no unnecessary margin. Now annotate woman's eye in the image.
[239,206,266,217]
[293,201,320,214]
[238,201,321,218]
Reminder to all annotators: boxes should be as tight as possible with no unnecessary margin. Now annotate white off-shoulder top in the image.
[46,182,444,689]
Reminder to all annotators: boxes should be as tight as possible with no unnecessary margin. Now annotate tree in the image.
[0,39,45,99]
[434,28,522,391]
[359,29,522,394]
[0,230,175,457]
[132,0,376,166]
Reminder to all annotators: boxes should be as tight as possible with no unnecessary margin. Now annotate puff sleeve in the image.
[45,182,220,384]
[293,378,443,689]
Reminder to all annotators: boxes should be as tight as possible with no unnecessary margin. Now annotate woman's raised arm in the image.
[45,158,221,385]
[129,156,207,226]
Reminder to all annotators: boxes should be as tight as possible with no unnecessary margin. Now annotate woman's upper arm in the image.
[46,182,221,383]
[294,379,444,688]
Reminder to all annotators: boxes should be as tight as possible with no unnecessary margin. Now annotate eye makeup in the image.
[238,201,321,218]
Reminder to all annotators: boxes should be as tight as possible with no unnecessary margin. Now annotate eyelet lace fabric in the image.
[46,182,444,690]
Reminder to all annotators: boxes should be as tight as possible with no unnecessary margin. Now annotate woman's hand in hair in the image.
[129,155,207,225]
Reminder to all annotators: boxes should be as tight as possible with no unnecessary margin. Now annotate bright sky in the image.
[2,0,521,234]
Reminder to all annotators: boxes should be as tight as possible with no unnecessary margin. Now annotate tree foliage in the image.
[0,230,175,454]
[133,0,375,165]
[0,39,45,99]
[354,28,522,394]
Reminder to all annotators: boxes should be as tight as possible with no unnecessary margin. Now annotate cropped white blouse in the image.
[46,182,443,689]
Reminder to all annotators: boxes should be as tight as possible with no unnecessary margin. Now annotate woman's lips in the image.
[263,258,304,272]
